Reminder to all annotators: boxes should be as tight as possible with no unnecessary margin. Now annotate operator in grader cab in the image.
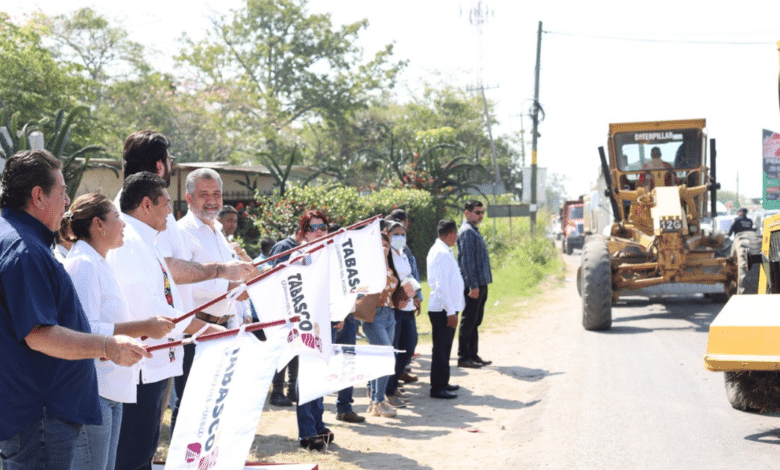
[727,208,754,236]
[638,146,674,187]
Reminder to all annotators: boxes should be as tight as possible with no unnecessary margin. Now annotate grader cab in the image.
[578,119,761,331]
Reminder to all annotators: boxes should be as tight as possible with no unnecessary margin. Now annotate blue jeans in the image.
[0,406,83,470]
[296,397,325,440]
[362,307,396,403]
[386,309,417,396]
[333,315,358,414]
[71,396,123,470]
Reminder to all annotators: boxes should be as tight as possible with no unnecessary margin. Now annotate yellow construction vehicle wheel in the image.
[581,237,612,330]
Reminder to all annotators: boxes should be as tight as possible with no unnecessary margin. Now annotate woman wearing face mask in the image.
[384,221,418,408]
[360,230,407,418]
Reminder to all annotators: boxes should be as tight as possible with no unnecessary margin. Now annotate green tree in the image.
[0,13,89,130]
[33,8,149,86]
[176,0,406,154]
[0,105,110,200]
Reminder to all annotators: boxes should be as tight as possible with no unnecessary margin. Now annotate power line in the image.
[544,30,777,46]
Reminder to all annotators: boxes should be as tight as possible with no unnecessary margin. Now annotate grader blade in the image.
[704,294,780,372]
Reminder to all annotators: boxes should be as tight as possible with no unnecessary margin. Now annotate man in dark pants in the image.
[456,200,493,369]
[427,219,465,398]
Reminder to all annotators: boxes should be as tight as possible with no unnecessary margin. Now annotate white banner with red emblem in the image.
[164,331,281,470]
[297,344,395,405]
[247,247,332,367]
[328,219,388,322]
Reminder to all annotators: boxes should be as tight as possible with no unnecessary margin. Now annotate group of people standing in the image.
[0,126,494,467]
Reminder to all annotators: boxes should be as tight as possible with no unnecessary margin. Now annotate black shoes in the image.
[445,384,460,392]
[430,389,457,399]
[457,358,482,369]
[270,392,292,407]
[472,355,492,366]
[300,436,325,451]
[336,411,366,423]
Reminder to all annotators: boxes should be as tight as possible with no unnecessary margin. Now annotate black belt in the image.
[196,312,229,325]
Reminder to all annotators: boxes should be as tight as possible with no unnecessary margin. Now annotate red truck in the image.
[560,199,585,255]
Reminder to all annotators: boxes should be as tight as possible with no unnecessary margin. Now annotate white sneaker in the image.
[374,400,398,418]
[367,401,377,415]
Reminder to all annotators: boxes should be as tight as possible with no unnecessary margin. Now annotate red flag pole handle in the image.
[144,316,301,353]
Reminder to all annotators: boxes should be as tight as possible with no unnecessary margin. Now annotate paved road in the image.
[503,254,780,470]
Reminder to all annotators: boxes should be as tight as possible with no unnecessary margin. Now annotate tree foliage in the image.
[177,0,406,150]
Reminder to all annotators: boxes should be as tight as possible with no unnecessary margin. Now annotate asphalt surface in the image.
[502,252,780,470]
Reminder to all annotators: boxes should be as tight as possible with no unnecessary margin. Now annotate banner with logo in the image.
[763,129,780,209]
[164,331,281,470]
[248,247,332,367]
[328,219,387,322]
[297,344,396,405]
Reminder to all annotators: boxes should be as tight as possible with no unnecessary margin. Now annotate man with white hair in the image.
[171,168,254,431]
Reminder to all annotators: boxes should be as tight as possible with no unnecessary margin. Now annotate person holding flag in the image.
[61,193,175,470]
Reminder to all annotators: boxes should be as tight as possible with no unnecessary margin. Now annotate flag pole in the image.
[144,316,301,353]
[252,214,383,268]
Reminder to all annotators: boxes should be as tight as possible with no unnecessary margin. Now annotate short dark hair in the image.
[437,219,457,237]
[122,130,170,179]
[388,208,408,222]
[385,221,406,235]
[0,150,62,210]
[464,200,483,212]
[218,205,237,218]
[260,237,275,257]
[120,172,166,213]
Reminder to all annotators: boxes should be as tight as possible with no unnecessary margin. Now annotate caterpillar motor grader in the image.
[578,118,761,331]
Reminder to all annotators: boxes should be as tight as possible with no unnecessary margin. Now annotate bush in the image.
[234,184,443,273]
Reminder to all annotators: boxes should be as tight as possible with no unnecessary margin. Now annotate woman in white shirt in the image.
[61,193,175,470]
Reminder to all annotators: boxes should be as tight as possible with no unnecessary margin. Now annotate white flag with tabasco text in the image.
[247,246,332,367]
[328,219,387,322]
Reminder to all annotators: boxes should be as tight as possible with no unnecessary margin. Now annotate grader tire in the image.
[566,238,574,255]
[581,238,612,330]
[724,372,757,411]
[733,231,762,295]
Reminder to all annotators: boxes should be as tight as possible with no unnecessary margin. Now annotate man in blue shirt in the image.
[0,150,150,469]
[456,200,493,369]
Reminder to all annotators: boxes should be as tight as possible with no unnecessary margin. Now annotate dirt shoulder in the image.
[237,262,578,470]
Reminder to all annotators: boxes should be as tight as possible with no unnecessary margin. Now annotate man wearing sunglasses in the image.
[456,200,493,369]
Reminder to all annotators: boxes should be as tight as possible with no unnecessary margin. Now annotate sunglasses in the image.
[473,210,484,215]
[307,223,327,232]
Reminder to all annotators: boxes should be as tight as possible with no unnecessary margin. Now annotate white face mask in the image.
[390,234,406,251]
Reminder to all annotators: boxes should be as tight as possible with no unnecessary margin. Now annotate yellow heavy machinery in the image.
[704,213,780,411]
[702,41,780,412]
[578,119,761,330]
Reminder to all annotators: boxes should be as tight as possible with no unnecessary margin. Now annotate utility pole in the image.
[468,84,503,236]
[530,20,543,231]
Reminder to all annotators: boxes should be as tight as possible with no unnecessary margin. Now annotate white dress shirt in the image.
[391,248,415,312]
[115,189,202,311]
[426,238,466,316]
[177,211,243,326]
[106,213,187,384]
[64,240,140,403]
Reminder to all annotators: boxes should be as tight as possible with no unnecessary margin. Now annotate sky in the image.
[6,0,780,200]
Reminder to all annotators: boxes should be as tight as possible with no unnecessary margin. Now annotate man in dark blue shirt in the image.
[456,200,493,369]
[728,208,754,237]
[0,150,149,469]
